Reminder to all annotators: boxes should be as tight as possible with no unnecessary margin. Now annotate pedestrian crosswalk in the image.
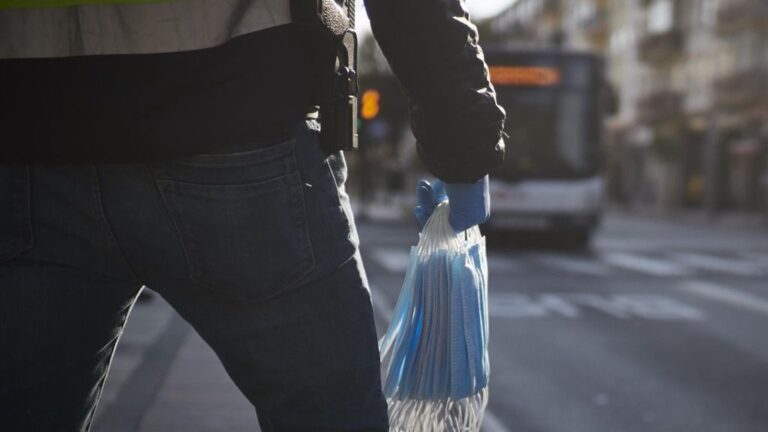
[601,252,692,277]
[529,253,612,276]
[671,252,764,277]
[679,280,768,317]
[368,247,413,273]
[741,251,768,267]
[366,247,768,278]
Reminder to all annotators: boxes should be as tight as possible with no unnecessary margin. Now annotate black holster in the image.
[291,0,358,154]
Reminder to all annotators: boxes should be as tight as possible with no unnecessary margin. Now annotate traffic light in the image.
[361,89,381,120]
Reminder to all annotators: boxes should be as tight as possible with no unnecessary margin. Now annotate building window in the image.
[610,27,634,53]
[701,0,720,26]
[647,0,674,34]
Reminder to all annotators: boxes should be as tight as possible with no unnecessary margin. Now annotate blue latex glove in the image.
[414,176,490,232]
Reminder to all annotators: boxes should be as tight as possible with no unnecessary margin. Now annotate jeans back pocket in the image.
[152,140,315,302]
[0,166,33,263]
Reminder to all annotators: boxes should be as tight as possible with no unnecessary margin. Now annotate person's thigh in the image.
[127,121,388,431]
[0,165,141,431]
[0,264,140,431]
[150,252,388,431]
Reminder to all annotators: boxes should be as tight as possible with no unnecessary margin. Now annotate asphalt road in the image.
[93,213,768,431]
[361,214,768,432]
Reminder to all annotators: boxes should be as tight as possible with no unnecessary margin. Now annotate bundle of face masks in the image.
[379,201,489,432]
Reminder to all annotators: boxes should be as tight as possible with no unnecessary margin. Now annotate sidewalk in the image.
[92,291,259,432]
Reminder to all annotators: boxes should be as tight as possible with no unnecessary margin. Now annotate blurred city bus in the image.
[484,47,615,248]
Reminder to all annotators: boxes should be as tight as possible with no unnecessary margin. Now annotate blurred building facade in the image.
[483,0,768,214]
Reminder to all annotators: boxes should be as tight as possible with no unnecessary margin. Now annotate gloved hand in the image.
[414,176,490,232]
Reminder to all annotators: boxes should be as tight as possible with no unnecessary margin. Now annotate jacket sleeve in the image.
[363,0,506,183]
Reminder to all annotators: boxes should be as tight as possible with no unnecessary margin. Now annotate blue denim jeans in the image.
[0,120,389,431]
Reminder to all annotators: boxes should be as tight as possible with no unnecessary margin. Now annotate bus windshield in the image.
[489,52,604,181]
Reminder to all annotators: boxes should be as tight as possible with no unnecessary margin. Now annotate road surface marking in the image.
[370,284,394,321]
[680,280,768,317]
[95,310,191,431]
[490,293,579,318]
[482,410,512,432]
[531,253,612,276]
[369,247,411,273]
[569,293,703,320]
[369,247,520,274]
[489,293,703,320]
[742,251,768,268]
[369,284,510,432]
[486,255,523,273]
[670,252,763,276]
[601,252,691,276]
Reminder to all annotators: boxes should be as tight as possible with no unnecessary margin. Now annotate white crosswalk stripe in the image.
[368,247,522,274]
[368,247,411,273]
[670,252,764,276]
[600,252,691,276]
[680,280,768,316]
[741,251,768,268]
[368,247,768,278]
[487,255,524,273]
[482,410,512,432]
[530,253,612,276]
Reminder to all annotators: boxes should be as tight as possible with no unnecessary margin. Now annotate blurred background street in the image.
[94,0,767,430]
[93,212,768,432]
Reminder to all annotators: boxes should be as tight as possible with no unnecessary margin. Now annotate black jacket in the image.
[366,0,506,183]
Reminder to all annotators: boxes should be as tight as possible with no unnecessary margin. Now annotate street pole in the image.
[704,111,720,216]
